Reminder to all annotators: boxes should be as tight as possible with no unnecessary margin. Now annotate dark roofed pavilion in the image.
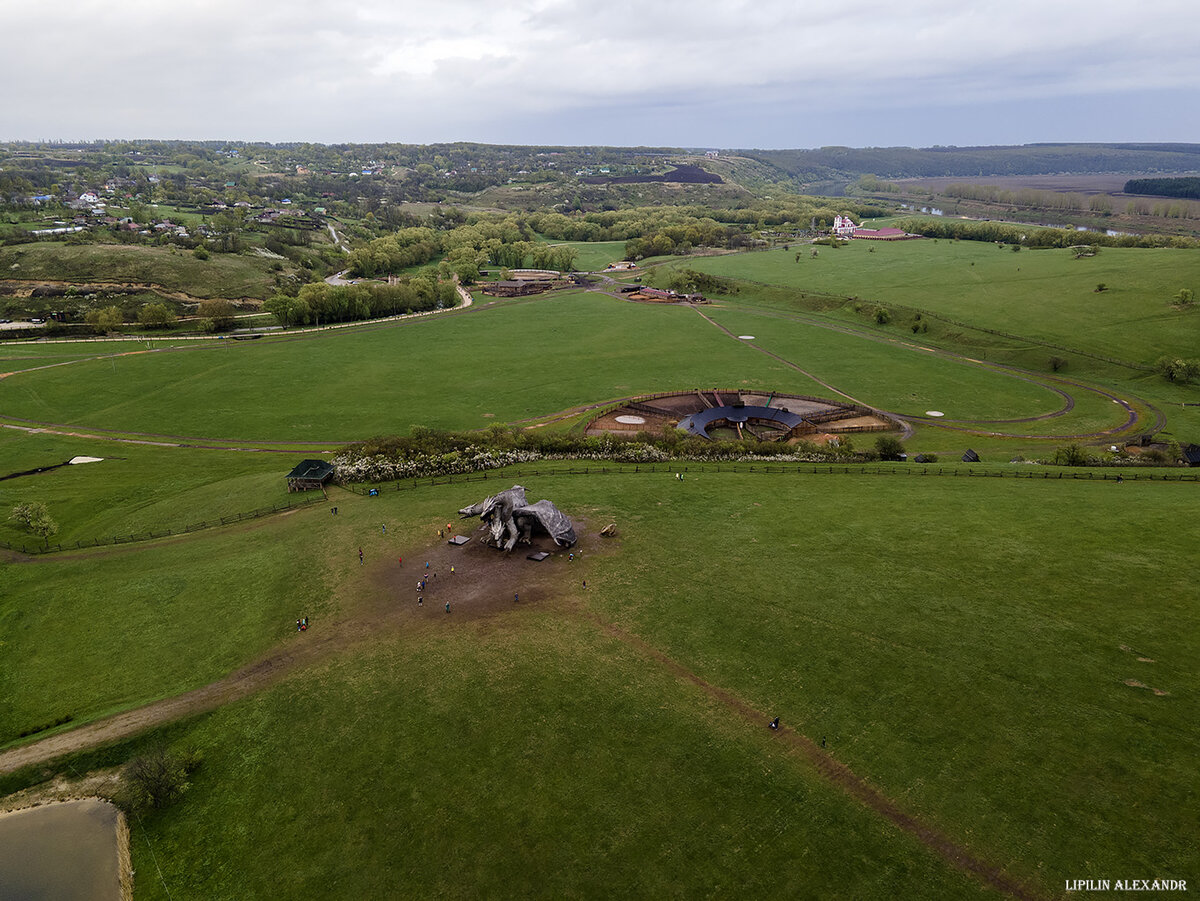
[286,459,335,492]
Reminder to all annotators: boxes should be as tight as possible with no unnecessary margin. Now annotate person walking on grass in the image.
[359,547,364,565]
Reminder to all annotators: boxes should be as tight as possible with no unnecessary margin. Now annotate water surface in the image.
[0,799,122,900]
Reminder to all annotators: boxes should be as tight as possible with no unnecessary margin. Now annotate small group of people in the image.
[296,616,309,632]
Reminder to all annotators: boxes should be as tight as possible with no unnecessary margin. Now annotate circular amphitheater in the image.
[586,390,899,442]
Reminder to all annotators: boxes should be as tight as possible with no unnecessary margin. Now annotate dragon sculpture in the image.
[458,485,577,551]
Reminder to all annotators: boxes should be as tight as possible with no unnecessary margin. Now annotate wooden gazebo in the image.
[286,459,335,492]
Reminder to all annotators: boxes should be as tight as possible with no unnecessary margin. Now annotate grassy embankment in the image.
[0,242,283,300]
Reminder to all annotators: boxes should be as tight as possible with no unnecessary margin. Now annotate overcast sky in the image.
[3,0,1196,149]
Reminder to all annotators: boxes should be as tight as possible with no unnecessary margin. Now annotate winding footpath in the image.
[1,526,1047,900]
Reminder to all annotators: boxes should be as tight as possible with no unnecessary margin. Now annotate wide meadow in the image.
[2,236,1198,899]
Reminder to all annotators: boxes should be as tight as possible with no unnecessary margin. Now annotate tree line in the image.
[894,217,1200,249]
[264,278,457,328]
[1124,177,1200,200]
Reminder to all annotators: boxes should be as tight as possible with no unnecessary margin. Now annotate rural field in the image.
[2,234,1198,899]
[0,242,286,300]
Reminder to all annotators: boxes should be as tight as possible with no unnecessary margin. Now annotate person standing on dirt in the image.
[769,717,779,730]
[445,601,451,614]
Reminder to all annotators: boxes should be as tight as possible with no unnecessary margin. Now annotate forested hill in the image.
[743,143,1200,188]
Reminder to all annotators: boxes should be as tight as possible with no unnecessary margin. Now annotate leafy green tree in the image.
[122,745,202,811]
[138,302,175,330]
[10,502,58,545]
[198,298,236,332]
[264,293,297,328]
[1052,444,1089,466]
[875,435,906,460]
[1174,288,1194,306]
[84,306,124,334]
[1154,356,1200,383]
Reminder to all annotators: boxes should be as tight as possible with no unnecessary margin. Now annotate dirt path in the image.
[2,517,1043,898]
[0,519,579,775]
[582,612,1045,900]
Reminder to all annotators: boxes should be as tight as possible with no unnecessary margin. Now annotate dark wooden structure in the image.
[286,459,335,492]
[480,280,549,297]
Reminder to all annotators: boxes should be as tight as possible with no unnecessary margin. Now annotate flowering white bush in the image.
[334,440,863,484]
[333,447,541,483]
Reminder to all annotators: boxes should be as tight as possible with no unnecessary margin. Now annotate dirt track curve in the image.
[2,519,1046,900]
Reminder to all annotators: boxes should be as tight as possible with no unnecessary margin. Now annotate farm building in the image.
[479,280,549,297]
[286,459,335,492]
[1182,444,1200,466]
[627,287,706,303]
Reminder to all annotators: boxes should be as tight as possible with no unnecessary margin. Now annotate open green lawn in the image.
[134,614,990,900]
[674,242,1200,364]
[541,239,629,272]
[1,507,332,744]
[3,285,1156,445]
[0,292,835,440]
[4,237,1199,899]
[0,431,316,547]
[6,470,1186,898]
[0,242,281,299]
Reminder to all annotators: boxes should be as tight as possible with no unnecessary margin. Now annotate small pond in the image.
[0,799,123,900]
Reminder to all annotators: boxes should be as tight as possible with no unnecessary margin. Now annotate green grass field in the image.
[1,292,834,440]
[0,242,281,299]
[5,470,1196,898]
[672,242,1200,365]
[542,239,629,271]
[2,282,1164,445]
[3,236,1198,899]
